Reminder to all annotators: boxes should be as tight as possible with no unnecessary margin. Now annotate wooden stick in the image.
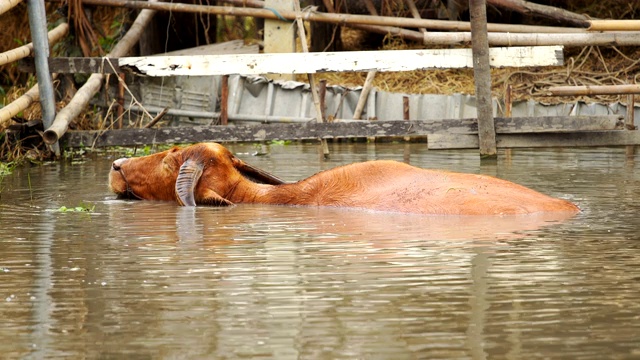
[504,84,513,117]
[627,95,636,129]
[487,0,590,28]
[362,0,378,16]
[470,0,497,158]
[625,94,636,157]
[143,107,169,128]
[220,75,229,125]
[548,84,640,96]
[403,96,410,120]
[318,79,327,122]
[116,73,125,129]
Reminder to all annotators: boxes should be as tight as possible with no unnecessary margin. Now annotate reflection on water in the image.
[1,143,639,359]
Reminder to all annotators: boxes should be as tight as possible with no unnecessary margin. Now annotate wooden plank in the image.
[18,46,564,75]
[117,46,564,76]
[497,115,623,132]
[263,0,295,81]
[429,131,640,149]
[61,115,623,148]
[19,57,121,74]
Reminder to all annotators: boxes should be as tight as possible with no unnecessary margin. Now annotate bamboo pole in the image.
[0,22,68,66]
[0,0,22,15]
[548,84,640,96]
[589,20,640,31]
[421,31,640,47]
[293,0,329,157]
[80,0,587,34]
[0,76,54,128]
[43,4,156,144]
[352,70,376,120]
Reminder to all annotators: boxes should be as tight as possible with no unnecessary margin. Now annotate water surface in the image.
[1,143,639,359]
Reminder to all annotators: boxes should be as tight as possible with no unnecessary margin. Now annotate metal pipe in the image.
[26,0,59,154]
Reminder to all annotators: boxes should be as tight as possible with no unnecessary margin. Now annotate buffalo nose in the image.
[112,158,128,171]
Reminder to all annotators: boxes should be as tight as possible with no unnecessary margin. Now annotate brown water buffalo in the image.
[109,143,579,216]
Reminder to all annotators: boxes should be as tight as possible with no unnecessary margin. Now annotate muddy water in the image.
[1,143,639,359]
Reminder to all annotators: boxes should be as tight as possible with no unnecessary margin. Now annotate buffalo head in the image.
[109,143,284,206]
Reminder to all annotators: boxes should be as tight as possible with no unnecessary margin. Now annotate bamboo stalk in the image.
[43,4,156,144]
[548,84,640,96]
[0,22,68,66]
[422,31,640,46]
[353,70,376,120]
[81,0,587,34]
[0,0,22,15]
[589,20,640,31]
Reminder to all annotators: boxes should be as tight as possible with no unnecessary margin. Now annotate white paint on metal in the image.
[119,46,564,77]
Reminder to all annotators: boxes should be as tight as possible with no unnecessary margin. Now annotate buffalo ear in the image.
[232,156,287,185]
[175,159,204,206]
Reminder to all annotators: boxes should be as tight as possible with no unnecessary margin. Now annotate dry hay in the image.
[311,28,640,105]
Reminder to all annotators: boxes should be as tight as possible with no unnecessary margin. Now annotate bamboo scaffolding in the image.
[0,0,22,15]
[42,5,156,144]
[0,22,68,66]
[80,0,587,34]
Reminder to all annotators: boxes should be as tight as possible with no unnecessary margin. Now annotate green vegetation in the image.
[0,162,14,195]
[0,162,15,176]
[57,202,95,213]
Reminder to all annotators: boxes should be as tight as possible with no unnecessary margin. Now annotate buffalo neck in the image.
[227,177,312,206]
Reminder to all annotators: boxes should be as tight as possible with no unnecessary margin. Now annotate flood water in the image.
[1,142,639,359]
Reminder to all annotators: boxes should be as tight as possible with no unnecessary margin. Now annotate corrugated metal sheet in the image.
[136,74,637,125]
